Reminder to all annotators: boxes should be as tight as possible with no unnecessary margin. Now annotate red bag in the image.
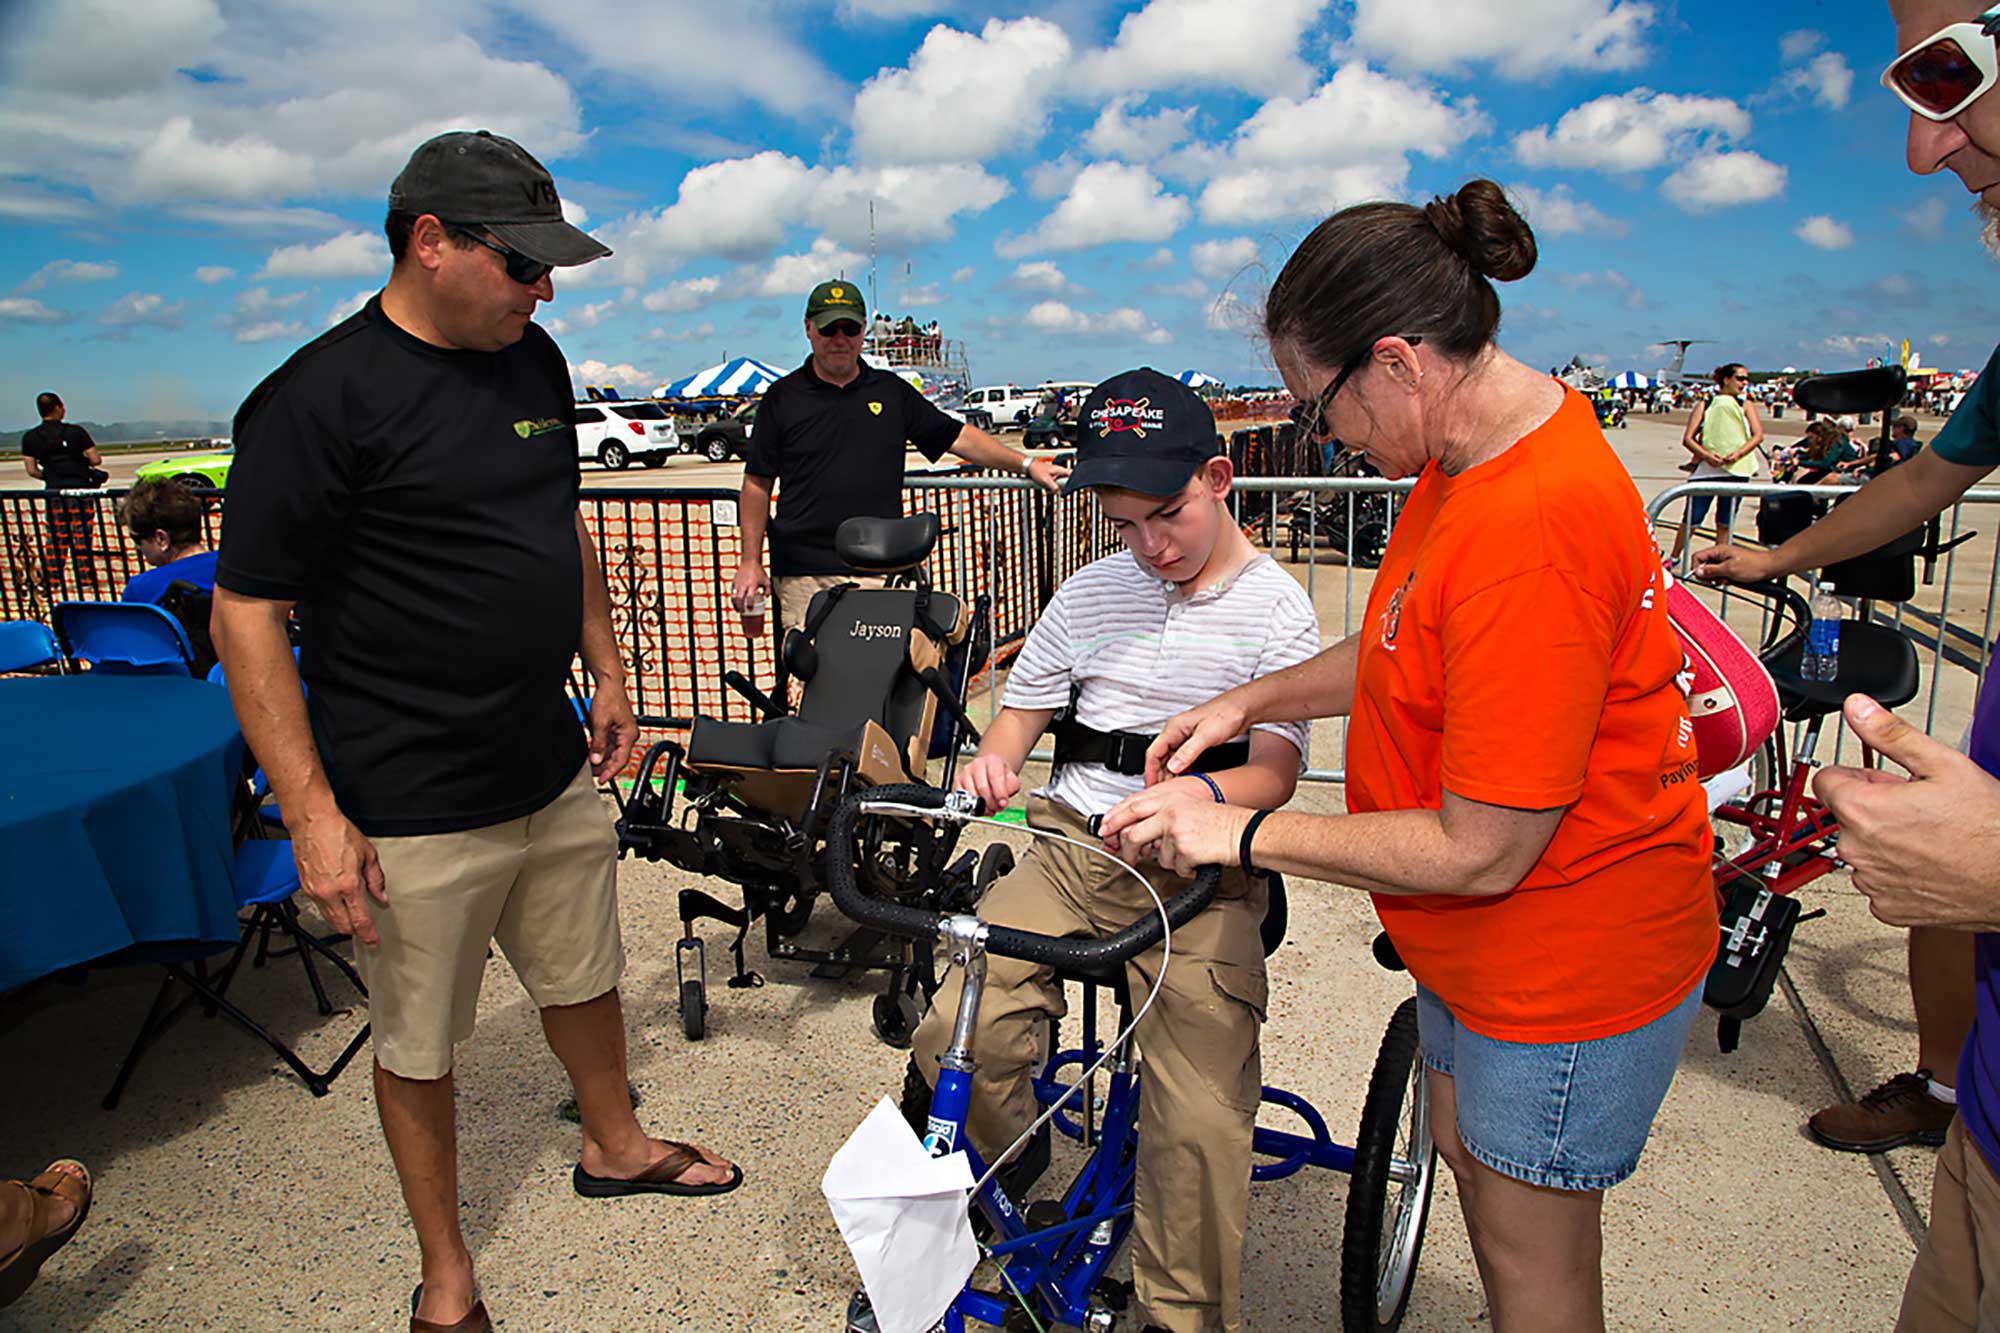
[1663,567,1780,778]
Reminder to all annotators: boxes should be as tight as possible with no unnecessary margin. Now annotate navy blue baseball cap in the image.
[1063,368,1220,497]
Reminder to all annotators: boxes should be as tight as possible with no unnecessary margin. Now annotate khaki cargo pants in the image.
[911,794,1269,1333]
[1898,1117,2000,1331]
[776,573,885,634]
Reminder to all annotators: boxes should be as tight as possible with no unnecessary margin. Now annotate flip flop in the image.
[572,1139,743,1198]
[409,1283,492,1333]
[0,1160,93,1310]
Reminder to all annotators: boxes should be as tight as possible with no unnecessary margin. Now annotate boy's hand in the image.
[957,754,1021,815]
[1145,699,1250,786]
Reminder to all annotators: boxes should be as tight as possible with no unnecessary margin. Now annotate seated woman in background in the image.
[119,478,217,604]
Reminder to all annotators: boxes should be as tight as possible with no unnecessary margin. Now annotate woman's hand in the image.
[956,753,1021,815]
[1144,697,1251,786]
[1099,785,1253,877]
[1693,543,1779,585]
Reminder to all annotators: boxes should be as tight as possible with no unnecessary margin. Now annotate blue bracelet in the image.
[1190,771,1224,803]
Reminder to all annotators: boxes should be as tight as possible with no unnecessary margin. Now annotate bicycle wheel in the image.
[1713,736,1779,867]
[1340,996,1437,1332]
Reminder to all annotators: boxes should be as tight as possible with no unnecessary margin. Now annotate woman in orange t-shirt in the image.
[1102,180,1715,1333]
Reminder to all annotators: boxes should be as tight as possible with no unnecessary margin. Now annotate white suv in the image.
[965,384,1043,429]
[575,400,680,469]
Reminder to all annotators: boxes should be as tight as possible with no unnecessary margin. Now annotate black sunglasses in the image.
[446,223,553,286]
[818,320,864,338]
[1296,335,1423,443]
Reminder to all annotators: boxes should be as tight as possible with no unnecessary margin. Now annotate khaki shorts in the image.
[357,762,625,1079]
[1898,1117,2000,1332]
[777,573,884,634]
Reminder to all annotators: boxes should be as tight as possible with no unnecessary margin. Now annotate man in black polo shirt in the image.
[211,131,739,1333]
[19,391,104,596]
[731,280,1067,633]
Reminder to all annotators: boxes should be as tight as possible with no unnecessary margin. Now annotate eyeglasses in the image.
[1295,335,1423,443]
[1882,5,2000,121]
[818,320,863,338]
[445,223,554,286]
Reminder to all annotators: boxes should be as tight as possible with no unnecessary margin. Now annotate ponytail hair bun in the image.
[1422,180,1537,284]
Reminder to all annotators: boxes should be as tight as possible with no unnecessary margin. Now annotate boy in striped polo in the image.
[908,368,1321,1333]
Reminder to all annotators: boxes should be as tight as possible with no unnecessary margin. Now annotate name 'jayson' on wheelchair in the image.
[616,512,1003,1045]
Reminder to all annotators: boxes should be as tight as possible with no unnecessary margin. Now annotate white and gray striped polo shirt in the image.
[1003,550,1321,816]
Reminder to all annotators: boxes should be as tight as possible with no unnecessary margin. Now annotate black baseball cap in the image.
[806,279,867,330]
[388,130,610,268]
[1063,368,1220,496]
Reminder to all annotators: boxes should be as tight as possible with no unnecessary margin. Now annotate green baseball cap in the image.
[805,279,866,330]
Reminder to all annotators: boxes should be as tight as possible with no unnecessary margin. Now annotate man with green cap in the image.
[732,280,1067,634]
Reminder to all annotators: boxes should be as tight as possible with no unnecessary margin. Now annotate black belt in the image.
[1051,714,1248,778]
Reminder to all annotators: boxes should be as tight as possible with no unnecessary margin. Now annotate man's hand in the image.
[1098,785,1252,877]
[291,808,388,947]
[731,560,770,617]
[587,678,639,782]
[1026,456,1070,493]
[1145,698,1251,786]
[956,753,1021,815]
[1815,694,2000,932]
[1692,542,1779,585]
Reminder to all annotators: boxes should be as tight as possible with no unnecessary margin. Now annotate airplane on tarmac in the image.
[1652,339,1714,386]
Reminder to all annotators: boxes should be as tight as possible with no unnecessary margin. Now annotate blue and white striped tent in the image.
[1609,370,1654,390]
[1178,369,1222,388]
[657,356,787,399]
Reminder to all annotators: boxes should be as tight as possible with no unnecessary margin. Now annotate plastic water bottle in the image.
[1804,581,1841,682]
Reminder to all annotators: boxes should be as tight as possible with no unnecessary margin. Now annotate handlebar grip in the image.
[823,787,1222,969]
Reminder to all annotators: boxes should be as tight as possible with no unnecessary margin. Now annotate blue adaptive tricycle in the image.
[825,785,1437,1332]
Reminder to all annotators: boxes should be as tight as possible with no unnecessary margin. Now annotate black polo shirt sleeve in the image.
[215,367,356,603]
[899,377,962,463]
[69,423,98,454]
[743,393,784,480]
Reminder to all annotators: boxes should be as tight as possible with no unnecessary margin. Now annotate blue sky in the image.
[0,0,1980,425]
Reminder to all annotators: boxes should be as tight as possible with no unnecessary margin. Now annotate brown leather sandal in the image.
[0,1160,93,1309]
[571,1139,744,1198]
[409,1283,492,1333]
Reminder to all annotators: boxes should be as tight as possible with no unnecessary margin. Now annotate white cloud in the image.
[99,290,187,330]
[1507,183,1630,236]
[0,297,67,324]
[1347,0,1655,78]
[1661,150,1787,212]
[560,197,589,227]
[234,319,307,344]
[756,237,865,298]
[1084,98,1197,162]
[259,231,387,280]
[1191,236,1258,281]
[1513,89,1749,171]
[644,320,718,344]
[1027,156,1087,200]
[1148,277,1210,300]
[565,298,621,330]
[17,259,119,292]
[1137,247,1176,271]
[642,276,724,314]
[1075,0,1323,97]
[1794,214,1854,250]
[950,266,975,283]
[192,265,236,285]
[1778,52,1854,110]
[126,116,314,204]
[1205,290,1255,333]
[0,189,93,222]
[1023,300,1173,345]
[569,359,657,394]
[1555,269,1648,309]
[997,162,1191,258]
[1014,260,1084,295]
[851,18,1071,164]
[899,283,945,307]
[1779,29,1826,64]
[1903,196,1949,240]
[324,287,375,328]
[1188,63,1487,224]
[1820,331,1893,359]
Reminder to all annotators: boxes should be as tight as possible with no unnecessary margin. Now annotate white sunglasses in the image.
[1882,5,2000,122]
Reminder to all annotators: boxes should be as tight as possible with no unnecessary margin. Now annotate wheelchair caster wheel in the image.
[872,991,922,1049]
[681,976,707,1041]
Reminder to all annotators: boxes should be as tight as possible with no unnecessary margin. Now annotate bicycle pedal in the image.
[1024,1200,1069,1232]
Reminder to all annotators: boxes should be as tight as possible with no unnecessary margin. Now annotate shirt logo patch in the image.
[868,401,883,415]
[1379,572,1414,650]
[1091,397,1163,438]
[514,418,566,439]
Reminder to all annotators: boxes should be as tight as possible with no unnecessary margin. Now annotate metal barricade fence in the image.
[1650,478,2000,758]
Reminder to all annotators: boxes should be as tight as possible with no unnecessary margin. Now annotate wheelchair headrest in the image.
[836,514,939,574]
[1792,366,1905,416]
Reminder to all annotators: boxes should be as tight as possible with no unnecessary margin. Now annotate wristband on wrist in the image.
[1189,771,1224,803]
[1239,809,1272,879]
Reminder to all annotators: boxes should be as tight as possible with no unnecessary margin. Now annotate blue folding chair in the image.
[207,655,298,826]
[52,601,195,676]
[0,620,61,673]
[103,837,370,1108]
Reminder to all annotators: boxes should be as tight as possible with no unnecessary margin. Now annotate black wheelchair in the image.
[616,513,999,1045]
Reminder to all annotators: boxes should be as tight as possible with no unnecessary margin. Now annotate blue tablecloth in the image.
[0,675,247,992]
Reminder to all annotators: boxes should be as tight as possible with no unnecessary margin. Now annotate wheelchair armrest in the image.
[919,665,982,746]
[722,669,786,720]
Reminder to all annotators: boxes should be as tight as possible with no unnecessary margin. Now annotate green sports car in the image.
[135,449,233,490]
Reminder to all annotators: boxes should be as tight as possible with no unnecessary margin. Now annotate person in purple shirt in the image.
[1698,3,2000,1326]
[118,479,218,605]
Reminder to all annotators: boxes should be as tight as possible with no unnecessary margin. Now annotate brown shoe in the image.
[410,1284,492,1333]
[1807,1071,1956,1153]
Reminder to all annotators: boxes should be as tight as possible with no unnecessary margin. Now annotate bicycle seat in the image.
[1792,366,1907,417]
[1762,619,1920,722]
